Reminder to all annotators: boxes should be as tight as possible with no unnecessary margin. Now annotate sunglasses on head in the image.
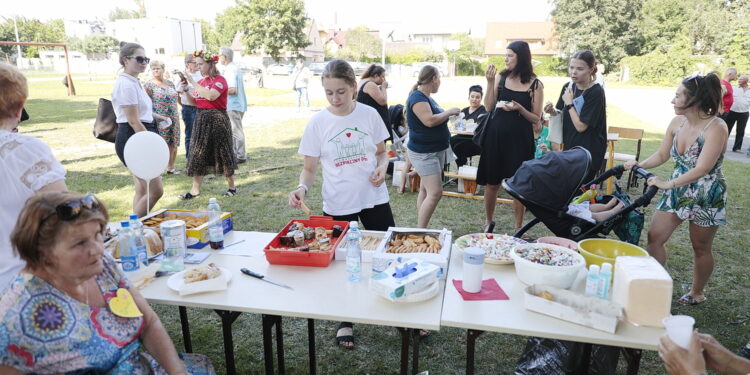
[127,56,151,64]
[43,195,101,222]
[686,73,704,86]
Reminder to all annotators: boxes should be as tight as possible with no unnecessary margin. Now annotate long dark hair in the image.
[361,64,385,80]
[500,41,535,84]
[679,73,722,115]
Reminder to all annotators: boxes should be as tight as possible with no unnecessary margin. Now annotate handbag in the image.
[472,108,494,146]
[93,98,117,142]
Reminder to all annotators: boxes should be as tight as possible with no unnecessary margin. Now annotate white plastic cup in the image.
[463,247,484,293]
[662,315,695,349]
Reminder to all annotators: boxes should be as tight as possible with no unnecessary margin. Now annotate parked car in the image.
[267,64,294,75]
[411,62,445,77]
[309,62,327,75]
[238,64,264,88]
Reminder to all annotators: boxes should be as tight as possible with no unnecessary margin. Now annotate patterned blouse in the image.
[144,80,180,146]
[0,255,214,374]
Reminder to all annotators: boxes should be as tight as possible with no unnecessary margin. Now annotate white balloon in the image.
[124,131,169,180]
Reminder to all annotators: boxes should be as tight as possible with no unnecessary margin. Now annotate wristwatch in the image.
[565,104,574,111]
[296,183,308,195]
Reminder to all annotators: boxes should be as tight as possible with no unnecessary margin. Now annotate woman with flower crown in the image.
[178,50,238,199]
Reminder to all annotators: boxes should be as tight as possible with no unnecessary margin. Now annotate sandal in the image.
[167,168,181,175]
[484,221,495,234]
[179,192,200,200]
[335,322,355,349]
[222,188,237,197]
[419,329,431,338]
[677,293,706,306]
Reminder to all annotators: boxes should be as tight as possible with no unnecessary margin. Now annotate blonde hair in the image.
[149,59,165,70]
[0,63,28,121]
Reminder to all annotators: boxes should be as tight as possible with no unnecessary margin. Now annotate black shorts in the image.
[323,202,396,231]
[115,122,157,166]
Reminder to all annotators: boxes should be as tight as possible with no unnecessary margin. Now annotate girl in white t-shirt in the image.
[287,59,395,350]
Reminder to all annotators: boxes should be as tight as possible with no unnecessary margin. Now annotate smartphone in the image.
[174,71,187,84]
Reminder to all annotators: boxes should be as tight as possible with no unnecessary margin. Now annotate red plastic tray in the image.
[264,216,350,267]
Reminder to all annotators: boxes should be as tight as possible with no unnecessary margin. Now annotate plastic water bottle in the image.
[597,263,613,300]
[119,221,140,274]
[346,221,362,282]
[129,214,148,266]
[584,264,600,297]
[207,198,224,249]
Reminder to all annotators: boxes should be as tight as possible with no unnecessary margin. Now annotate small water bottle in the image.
[463,247,484,293]
[597,263,613,300]
[129,214,148,266]
[119,221,140,274]
[207,198,224,249]
[584,264,600,297]
[346,221,362,282]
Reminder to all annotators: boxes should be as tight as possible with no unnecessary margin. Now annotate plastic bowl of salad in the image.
[510,243,585,289]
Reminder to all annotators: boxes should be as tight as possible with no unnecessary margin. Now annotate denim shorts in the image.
[408,148,454,176]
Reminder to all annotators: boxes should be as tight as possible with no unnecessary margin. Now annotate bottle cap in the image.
[209,197,217,204]
[588,264,600,273]
[129,214,138,220]
[463,247,485,265]
[601,263,612,272]
[120,221,130,227]
[349,221,359,228]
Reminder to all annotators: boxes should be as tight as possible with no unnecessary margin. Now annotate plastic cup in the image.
[662,315,695,349]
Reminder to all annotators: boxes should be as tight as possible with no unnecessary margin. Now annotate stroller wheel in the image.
[571,226,582,236]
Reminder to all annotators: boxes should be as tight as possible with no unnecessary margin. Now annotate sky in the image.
[3,0,552,38]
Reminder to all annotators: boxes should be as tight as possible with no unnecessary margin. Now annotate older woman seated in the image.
[0,191,215,374]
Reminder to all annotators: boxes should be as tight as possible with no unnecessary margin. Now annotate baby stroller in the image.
[502,147,659,244]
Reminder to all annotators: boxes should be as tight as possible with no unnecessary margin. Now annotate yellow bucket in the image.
[577,239,649,268]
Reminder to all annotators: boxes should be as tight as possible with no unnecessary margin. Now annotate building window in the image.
[155,48,165,54]
[422,36,433,43]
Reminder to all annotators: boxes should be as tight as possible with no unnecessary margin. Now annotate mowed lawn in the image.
[19,77,750,374]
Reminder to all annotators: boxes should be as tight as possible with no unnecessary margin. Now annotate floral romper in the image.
[145,80,180,146]
[656,117,727,227]
[0,255,215,374]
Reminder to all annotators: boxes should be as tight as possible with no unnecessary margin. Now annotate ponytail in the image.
[680,73,722,115]
[410,65,439,94]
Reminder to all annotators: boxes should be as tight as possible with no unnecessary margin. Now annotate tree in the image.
[215,6,246,48]
[550,0,642,69]
[444,33,484,75]
[336,26,381,61]
[108,0,146,21]
[235,0,309,61]
[199,19,221,52]
[69,34,120,59]
[641,0,735,55]
[0,17,65,58]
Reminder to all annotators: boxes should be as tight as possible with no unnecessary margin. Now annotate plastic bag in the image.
[515,337,620,375]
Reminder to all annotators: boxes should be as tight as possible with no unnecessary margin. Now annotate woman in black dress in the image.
[478,41,544,233]
[357,64,390,140]
[544,50,607,183]
[450,85,487,167]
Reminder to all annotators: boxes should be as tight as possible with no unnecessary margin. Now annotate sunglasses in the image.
[127,56,151,64]
[686,73,704,86]
[43,195,101,222]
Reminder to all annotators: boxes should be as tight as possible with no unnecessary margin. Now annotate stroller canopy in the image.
[503,147,592,211]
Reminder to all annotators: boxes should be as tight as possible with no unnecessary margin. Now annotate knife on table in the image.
[240,268,294,290]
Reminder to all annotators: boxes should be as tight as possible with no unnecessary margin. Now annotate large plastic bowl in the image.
[536,236,578,250]
[510,243,585,289]
[577,239,648,268]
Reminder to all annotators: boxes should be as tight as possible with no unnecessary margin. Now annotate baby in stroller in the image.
[567,198,625,224]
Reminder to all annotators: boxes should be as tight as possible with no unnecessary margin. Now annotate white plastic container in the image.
[462,247,484,293]
[510,243,585,289]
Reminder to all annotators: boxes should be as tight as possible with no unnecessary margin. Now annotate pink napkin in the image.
[452,278,509,301]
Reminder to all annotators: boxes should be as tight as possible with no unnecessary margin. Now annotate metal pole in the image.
[381,39,385,66]
[13,16,22,63]
[62,45,76,96]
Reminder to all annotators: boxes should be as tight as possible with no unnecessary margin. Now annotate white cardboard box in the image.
[334,230,386,262]
[524,285,623,334]
[369,259,441,302]
[371,227,452,279]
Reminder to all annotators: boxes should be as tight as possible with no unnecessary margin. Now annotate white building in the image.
[63,19,106,39]
[107,18,203,57]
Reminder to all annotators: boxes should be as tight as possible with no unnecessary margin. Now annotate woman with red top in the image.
[179,50,238,199]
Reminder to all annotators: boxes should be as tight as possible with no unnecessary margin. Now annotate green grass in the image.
[20,78,750,374]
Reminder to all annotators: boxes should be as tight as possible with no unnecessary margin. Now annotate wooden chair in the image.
[604,126,644,188]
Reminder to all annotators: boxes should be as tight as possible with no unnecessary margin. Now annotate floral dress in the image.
[0,255,215,374]
[145,80,180,146]
[656,117,727,227]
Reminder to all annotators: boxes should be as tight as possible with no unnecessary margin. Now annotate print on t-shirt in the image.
[328,127,369,167]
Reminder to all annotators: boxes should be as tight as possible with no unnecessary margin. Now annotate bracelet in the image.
[296,183,308,195]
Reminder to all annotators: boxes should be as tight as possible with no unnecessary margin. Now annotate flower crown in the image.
[193,50,219,64]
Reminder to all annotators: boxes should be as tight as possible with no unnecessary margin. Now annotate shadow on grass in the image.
[25,98,97,125]
[60,153,114,166]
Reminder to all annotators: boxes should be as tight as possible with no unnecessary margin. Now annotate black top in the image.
[461,105,487,122]
[555,82,607,181]
[357,81,391,140]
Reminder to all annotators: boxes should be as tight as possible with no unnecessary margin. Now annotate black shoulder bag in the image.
[472,76,507,147]
[93,98,118,143]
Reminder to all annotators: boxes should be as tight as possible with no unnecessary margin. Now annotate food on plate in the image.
[360,235,382,251]
[183,263,222,283]
[536,290,555,301]
[143,213,208,230]
[386,234,442,254]
[514,246,579,266]
[455,233,526,262]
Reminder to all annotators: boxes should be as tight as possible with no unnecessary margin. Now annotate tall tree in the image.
[337,26,381,61]
[69,34,120,59]
[235,0,309,60]
[0,17,65,58]
[445,33,484,75]
[198,19,221,52]
[550,0,642,69]
[215,6,246,48]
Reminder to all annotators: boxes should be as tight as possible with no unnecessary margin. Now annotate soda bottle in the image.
[118,221,140,274]
[346,221,362,282]
[207,198,224,249]
[129,214,148,266]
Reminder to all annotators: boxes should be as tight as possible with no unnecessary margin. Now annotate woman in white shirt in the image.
[288,59,394,349]
[112,43,167,217]
[0,63,67,292]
